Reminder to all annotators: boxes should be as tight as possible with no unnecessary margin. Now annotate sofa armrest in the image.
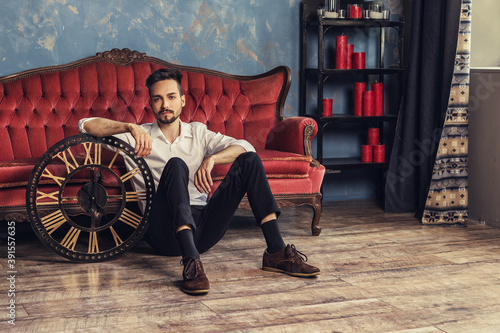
[265,117,318,158]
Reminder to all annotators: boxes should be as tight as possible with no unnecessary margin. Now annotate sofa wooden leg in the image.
[310,198,322,236]
[301,193,322,236]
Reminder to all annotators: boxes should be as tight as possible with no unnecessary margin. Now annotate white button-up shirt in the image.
[78,118,255,207]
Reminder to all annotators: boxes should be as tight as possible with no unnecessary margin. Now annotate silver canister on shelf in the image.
[364,0,384,12]
[325,0,337,12]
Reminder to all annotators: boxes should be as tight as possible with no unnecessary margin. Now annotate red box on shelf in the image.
[354,82,365,116]
[353,52,365,69]
[336,36,348,69]
[373,145,385,163]
[361,145,373,163]
[322,98,333,117]
[362,90,374,116]
[372,82,384,116]
[349,5,362,19]
[368,128,379,145]
[347,44,354,69]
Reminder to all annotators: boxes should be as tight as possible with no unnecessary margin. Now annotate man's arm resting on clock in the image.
[81,118,152,158]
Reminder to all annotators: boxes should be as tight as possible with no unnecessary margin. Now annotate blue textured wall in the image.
[0,0,403,201]
[0,0,303,117]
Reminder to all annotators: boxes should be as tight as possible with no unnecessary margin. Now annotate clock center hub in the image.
[77,182,108,213]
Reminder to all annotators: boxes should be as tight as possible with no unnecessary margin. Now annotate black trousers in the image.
[144,152,280,256]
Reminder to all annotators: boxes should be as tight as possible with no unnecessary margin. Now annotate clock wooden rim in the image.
[26,134,155,262]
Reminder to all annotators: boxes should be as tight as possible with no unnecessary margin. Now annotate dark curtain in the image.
[385,0,462,215]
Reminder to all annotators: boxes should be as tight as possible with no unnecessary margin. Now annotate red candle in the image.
[372,82,384,116]
[336,35,348,69]
[361,145,373,163]
[368,128,379,145]
[354,82,365,116]
[322,98,333,117]
[373,145,385,163]
[362,90,374,116]
[347,44,354,69]
[353,52,366,69]
[349,5,362,18]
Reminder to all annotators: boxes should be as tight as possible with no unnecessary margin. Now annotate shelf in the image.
[322,157,389,171]
[299,3,404,196]
[309,114,398,123]
[305,68,404,75]
[308,18,405,28]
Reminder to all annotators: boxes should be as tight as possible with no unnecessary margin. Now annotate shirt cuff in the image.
[78,117,97,134]
[232,139,256,153]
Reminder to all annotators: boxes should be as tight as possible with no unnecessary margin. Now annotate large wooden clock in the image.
[26,134,155,262]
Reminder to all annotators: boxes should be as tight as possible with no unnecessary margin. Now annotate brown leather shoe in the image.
[262,244,320,277]
[182,258,210,295]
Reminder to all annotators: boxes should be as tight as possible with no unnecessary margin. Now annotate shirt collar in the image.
[150,120,163,139]
[150,120,193,142]
[181,121,193,138]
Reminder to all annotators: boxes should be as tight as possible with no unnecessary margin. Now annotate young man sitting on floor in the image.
[78,68,320,295]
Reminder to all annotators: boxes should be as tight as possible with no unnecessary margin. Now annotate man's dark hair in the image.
[145,68,183,97]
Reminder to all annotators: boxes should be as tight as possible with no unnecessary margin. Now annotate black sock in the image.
[176,228,200,264]
[260,219,286,254]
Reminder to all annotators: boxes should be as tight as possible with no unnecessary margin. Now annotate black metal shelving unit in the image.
[300,1,405,179]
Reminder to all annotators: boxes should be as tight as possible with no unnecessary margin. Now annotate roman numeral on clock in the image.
[82,142,102,165]
[109,227,124,247]
[61,226,81,251]
[125,191,147,202]
[36,190,59,205]
[120,167,141,182]
[55,149,80,174]
[88,231,99,254]
[119,208,142,229]
[41,209,67,234]
[40,168,65,186]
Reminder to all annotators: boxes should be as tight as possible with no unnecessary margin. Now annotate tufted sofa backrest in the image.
[0,49,291,162]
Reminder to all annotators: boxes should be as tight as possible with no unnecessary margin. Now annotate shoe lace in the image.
[181,258,198,279]
[288,244,308,262]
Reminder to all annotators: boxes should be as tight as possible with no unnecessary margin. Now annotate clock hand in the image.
[89,169,96,228]
[90,168,95,198]
[93,166,105,214]
[95,167,101,183]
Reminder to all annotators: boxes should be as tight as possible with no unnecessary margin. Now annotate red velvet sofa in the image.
[0,48,325,235]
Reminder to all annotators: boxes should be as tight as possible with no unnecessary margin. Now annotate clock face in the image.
[26,134,155,262]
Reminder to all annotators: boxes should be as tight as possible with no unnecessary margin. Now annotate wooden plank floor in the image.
[3,199,500,332]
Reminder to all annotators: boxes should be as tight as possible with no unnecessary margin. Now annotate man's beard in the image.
[156,110,180,125]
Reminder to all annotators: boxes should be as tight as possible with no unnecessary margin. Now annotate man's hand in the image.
[83,118,152,158]
[195,156,215,194]
[128,123,152,158]
[193,145,246,194]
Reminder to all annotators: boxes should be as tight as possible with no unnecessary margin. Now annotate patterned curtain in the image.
[421,0,471,225]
